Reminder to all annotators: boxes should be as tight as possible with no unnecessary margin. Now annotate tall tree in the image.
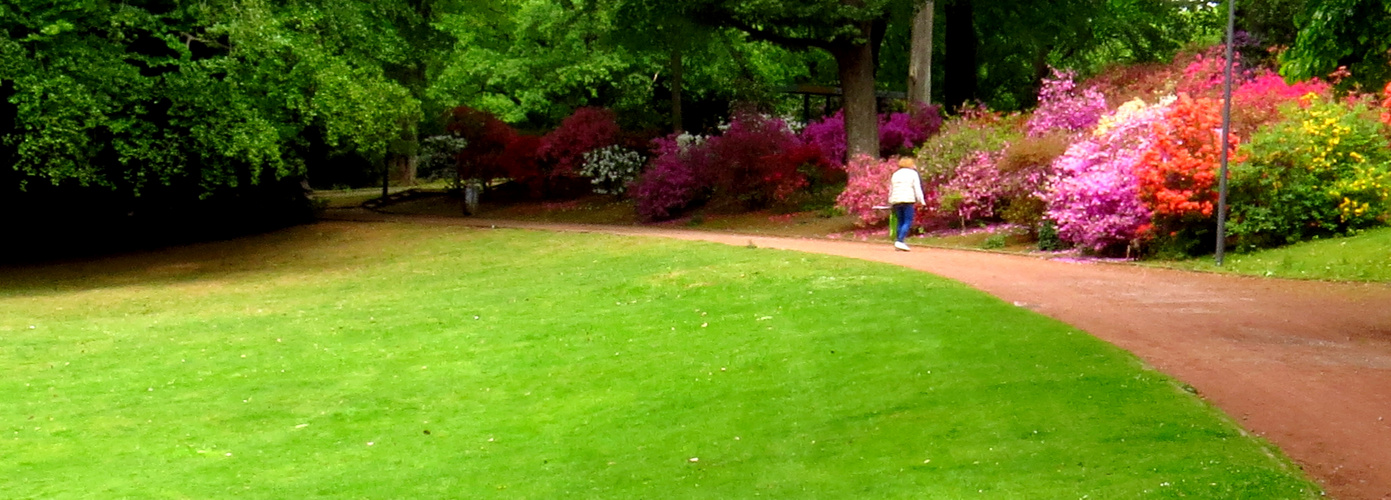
[907,0,935,106]
[677,0,898,158]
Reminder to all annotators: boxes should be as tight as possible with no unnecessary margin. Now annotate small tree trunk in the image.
[834,35,880,159]
[908,0,935,107]
[670,46,684,134]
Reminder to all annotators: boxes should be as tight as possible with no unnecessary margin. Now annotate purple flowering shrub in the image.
[1026,68,1108,137]
[1044,99,1168,252]
[801,103,943,166]
[801,112,848,167]
[631,134,713,221]
[880,103,944,156]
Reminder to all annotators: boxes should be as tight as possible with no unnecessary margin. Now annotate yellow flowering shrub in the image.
[1228,95,1391,249]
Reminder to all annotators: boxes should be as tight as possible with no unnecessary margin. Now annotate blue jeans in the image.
[892,203,915,242]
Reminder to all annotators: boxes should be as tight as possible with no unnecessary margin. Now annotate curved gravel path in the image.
[329,211,1391,500]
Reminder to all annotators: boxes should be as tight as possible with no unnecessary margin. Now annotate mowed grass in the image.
[1166,226,1391,282]
[1,222,1318,498]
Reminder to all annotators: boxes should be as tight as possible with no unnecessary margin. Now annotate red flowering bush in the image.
[1136,94,1242,239]
[529,107,622,196]
[498,134,543,186]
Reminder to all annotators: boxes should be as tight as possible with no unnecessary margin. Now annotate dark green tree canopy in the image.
[1281,0,1391,89]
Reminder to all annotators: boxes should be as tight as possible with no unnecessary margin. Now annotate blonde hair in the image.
[897,157,916,168]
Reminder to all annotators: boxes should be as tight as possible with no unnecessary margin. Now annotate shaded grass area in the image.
[1161,227,1391,282]
[0,222,1319,497]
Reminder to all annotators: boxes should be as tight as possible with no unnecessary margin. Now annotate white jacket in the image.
[888,167,925,205]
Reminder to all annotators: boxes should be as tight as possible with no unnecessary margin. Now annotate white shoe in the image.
[894,241,910,251]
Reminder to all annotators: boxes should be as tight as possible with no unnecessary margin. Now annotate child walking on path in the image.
[888,157,926,251]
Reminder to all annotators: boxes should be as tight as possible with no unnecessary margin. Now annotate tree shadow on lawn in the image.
[0,222,420,297]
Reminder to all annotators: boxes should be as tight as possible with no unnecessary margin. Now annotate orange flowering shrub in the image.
[1136,94,1243,237]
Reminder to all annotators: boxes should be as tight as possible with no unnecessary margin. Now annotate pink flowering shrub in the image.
[836,155,936,226]
[1175,46,1234,97]
[1231,70,1331,136]
[836,155,897,225]
[1044,100,1167,252]
[1026,68,1108,137]
[938,151,1009,223]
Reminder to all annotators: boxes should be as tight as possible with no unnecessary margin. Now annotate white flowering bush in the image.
[675,132,708,150]
[579,145,646,195]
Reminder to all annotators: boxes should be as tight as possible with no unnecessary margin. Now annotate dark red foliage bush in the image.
[446,106,524,182]
[498,133,543,186]
[538,107,621,180]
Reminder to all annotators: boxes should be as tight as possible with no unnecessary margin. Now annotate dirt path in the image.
[329,211,1391,500]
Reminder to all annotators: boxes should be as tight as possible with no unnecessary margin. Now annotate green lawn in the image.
[1165,227,1391,282]
[1,222,1318,498]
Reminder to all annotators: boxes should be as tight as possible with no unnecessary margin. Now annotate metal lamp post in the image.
[1215,0,1237,266]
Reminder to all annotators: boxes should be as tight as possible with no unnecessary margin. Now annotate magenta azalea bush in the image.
[632,134,712,221]
[1026,68,1108,137]
[802,104,942,166]
[880,103,943,155]
[801,112,848,167]
[1044,99,1168,251]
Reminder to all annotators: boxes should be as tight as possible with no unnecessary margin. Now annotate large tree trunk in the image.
[834,38,880,160]
[908,0,935,106]
[670,46,684,133]
[943,0,977,109]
